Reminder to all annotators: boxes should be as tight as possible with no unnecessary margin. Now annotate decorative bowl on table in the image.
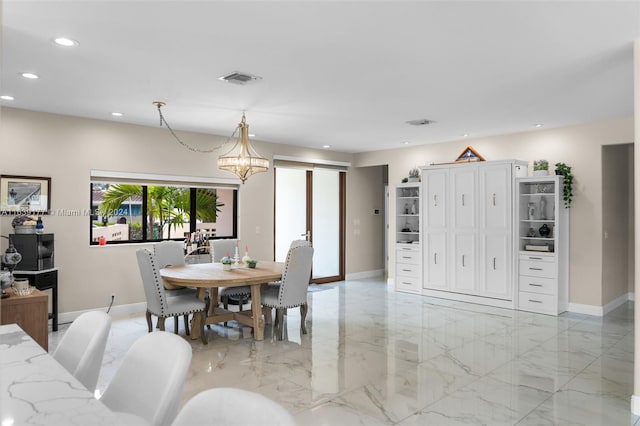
[13,286,35,296]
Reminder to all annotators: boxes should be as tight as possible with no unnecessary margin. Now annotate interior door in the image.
[275,166,345,283]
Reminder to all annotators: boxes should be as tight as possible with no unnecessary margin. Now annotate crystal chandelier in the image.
[153,102,269,183]
[217,113,269,183]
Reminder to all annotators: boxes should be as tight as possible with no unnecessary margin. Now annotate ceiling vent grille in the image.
[218,71,262,85]
[406,119,435,126]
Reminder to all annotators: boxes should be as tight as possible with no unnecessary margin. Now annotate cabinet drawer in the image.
[519,253,554,263]
[519,260,555,278]
[396,250,421,265]
[395,276,421,293]
[396,263,421,278]
[519,276,556,296]
[518,291,557,314]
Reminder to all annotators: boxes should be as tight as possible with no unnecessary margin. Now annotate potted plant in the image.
[533,160,549,176]
[220,256,233,271]
[554,162,574,208]
[246,259,258,269]
[408,167,420,182]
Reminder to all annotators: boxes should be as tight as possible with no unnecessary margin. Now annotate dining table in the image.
[0,323,122,426]
[160,261,284,341]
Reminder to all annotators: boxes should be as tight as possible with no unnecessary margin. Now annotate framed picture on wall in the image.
[0,175,51,214]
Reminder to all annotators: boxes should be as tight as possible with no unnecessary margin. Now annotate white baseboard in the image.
[345,269,384,280]
[603,292,633,315]
[632,395,640,415]
[58,302,146,325]
[568,292,634,317]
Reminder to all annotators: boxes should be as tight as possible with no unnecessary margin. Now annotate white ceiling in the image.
[2,1,639,154]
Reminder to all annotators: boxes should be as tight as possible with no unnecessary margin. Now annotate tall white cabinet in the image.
[395,183,422,294]
[516,176,568,315]
[420,160,527,308]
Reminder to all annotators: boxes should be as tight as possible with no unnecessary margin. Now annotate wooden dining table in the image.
[160,261,284,341]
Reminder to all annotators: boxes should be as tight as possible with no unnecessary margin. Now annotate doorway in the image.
[275,166,345,283]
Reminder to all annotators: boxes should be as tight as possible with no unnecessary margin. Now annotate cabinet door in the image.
[451,232,476,294]
[480,233,511,300]
[423,169,447,230]
[424,232,447,290]
[480,165,511,231]
[451,168,475,230]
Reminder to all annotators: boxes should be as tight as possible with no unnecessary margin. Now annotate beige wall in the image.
[354,116,635,307]
[630,147,636,295]
[0,107,372,313]
[345,165,386,275]
[602,144,633,305]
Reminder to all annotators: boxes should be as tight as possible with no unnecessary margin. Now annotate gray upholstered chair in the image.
[101,331,192,426]
[172,388,296,426]
[154,241,197,334]
[52,310,112,392]
[213,239,252,314]
[136,248,208,344]
[268,239,311,289]
[261,245,314,340]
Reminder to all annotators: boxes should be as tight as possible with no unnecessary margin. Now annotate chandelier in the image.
[153,102,269,183]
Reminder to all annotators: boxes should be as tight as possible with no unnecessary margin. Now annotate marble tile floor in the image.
[49,278,637,425]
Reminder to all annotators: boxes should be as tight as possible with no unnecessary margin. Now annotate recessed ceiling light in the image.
[21,72,39,79]
[534,123,544,128]
[111,112,123,117]
[403,141,410,145]
[462,133,469,138]
[322,145,331,149]
[54,37,79,47]
[1,95,15,101]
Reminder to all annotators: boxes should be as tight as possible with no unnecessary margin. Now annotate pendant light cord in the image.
[154,102,237,153]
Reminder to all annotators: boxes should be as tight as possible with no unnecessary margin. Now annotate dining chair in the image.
[137,248,208,344]
[261,245,314,340]
[154,241,196,334]
[52,310,111,392]
[212,239,252,315]
[100,331,192,426]
[171,388,296,426]
[267,239,311,289]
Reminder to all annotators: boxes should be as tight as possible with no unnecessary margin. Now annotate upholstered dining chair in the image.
[52,310,111,392]
[212,239,252,315]
[267,239,311,289]
[101,331,192,426]
[261,245,314,340]
[137,248,208,344]
[171,388,296,426]
[154,241,196,334]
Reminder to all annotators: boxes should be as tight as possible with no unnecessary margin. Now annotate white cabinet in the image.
[421,160,526,308]
[516,176,568,315]
[395,183,421,294]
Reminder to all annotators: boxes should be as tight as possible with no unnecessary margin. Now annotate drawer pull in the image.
[493,257,496,270]
[434,195,438,207]
[462,194,465,206]
[402,282,411,285]
[528,256,543,260]
[528,299,543,303]
[529,283,543,287]
[462,255,465,267]
[402,256,412,259]
[529,267,543,271]
[402,269,412,272]
[434,253,437,264]
[492,193,496,206]
[402,248,412,251]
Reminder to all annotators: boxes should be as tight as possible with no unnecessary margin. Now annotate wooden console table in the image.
[1,288,48,350]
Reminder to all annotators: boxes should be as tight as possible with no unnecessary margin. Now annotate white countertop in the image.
[0,324,122,425]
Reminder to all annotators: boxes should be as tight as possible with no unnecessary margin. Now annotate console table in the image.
[13,267,58,331]
[1,288,48,350]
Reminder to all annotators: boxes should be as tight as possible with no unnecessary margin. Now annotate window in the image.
[90,172,238,245]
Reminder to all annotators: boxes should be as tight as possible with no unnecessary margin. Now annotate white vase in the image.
[533,170,549,176]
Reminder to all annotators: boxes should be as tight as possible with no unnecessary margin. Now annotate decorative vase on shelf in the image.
[528,202,535,221]
[538,223,551,238]
[539,197,547,220]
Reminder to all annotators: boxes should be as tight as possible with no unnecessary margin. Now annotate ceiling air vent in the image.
[406,119,435,126]
[218,71,262,85]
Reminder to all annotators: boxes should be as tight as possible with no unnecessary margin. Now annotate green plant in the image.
[246,259,257,268]
[401,177,408,183]
[554,162,574,208]
[533,160,549,171]
[409,167,420,178]
[220,256,233,265]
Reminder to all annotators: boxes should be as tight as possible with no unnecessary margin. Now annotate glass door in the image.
[275,167,345,283]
